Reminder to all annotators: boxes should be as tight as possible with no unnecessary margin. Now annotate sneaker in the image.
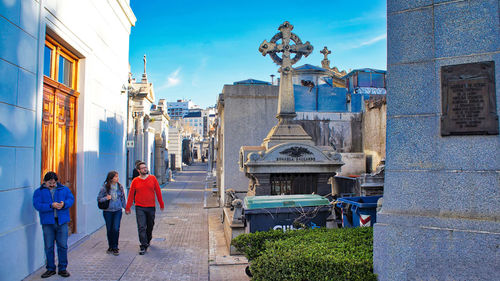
[139,247,146,255]
[41,270,56,278]
[113,248,120,256]
[58,270,70,277]
[106,247,113,254]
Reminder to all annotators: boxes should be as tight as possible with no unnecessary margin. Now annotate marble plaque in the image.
[441,61,498,135]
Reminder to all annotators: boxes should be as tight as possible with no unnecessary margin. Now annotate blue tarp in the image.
[294,85,347,112]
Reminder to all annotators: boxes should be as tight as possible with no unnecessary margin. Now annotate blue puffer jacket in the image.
[33,182,75,225]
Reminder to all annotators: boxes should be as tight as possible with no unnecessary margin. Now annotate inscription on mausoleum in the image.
[441,61,498,135]
[276,157,316,161]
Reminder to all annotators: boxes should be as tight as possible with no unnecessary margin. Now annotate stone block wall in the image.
[374,1,500,280]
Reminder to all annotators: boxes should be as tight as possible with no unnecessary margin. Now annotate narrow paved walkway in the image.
[25,162,239,281]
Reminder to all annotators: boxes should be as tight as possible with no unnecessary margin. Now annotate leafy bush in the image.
[232,228,328,261]
[233,228,376,281]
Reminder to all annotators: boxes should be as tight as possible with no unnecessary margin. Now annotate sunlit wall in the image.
[0,0,135,279]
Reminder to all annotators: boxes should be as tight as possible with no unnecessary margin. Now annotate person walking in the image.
[97,171,126,256]
[33,171,74,278]
[125,161,165,255]
[132,160,141,180]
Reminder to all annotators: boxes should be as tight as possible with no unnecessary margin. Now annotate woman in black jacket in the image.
[97,171,126,255]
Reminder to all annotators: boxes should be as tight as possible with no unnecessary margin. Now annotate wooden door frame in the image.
[42,76,79,233]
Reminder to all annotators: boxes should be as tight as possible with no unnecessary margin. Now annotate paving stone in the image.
[23,163,232,281]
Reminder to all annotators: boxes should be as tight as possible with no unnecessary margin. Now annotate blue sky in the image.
[129,0,387,108]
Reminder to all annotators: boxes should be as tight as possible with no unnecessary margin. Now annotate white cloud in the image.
[160,68,181,89]
[354,34,386,48]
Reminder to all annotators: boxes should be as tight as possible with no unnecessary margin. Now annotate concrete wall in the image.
[374,1,500,280]
[362,97,386,172]
[294,112,362,152]
[220,84,278,195]
[0,0,135,279]
[338,153,366,176]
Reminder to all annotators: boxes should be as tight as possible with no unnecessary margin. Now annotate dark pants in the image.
[103,210,122,249]
[42,221,68,271]
[135,206,155,248]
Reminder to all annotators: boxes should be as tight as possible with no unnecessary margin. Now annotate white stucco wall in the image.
[0,0,135,279]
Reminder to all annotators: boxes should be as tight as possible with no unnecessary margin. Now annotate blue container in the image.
[337,196,382,227]
[244,195,331,233]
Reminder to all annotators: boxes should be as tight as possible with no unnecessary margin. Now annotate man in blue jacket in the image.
[33,171,74,278]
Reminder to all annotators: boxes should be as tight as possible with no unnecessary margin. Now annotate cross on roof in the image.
[258,21,313,74]
[320,46,331,60]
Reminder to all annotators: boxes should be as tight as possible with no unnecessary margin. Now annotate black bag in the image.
[98,196,110,210]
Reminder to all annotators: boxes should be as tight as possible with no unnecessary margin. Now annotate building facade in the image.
[127,65,170,185]
[0,0,136,279]
[166,99,197,120]
[182,110,203,137]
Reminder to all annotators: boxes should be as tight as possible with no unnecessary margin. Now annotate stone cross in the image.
[259,21,313,121]
[320,46,331,69]
[320,46,331,60]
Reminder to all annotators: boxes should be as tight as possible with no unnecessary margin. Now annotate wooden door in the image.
[41,76,78,233]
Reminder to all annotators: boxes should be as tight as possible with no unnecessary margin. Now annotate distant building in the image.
[167,99,198,120]
[127,56,170,185]
[183,110,203,136]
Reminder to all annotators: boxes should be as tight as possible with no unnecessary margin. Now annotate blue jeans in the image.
[42,222,68,271]
[103,210,122,249]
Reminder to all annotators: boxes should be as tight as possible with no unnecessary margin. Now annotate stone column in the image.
[374,1,500,280]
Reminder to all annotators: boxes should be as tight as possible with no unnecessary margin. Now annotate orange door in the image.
[41,77,78,233]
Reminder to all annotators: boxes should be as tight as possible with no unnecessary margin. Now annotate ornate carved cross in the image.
[320,46,332,69]
[320,46,331,60]
[259,21,313,74]
[259,21,313,121]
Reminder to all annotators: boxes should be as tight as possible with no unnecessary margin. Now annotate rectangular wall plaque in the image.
[441,61,498,136]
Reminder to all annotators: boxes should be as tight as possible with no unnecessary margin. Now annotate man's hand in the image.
[52,201,64,209]
[125,210,131,215]
[106,195,111,200]
[160,207,164,212]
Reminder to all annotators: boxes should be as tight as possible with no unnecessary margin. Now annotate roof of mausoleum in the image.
[233,79,271,85]
[294,64,328,71]
[343,68,386,78]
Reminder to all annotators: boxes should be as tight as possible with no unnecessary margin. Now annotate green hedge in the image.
[232,228,376,281]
